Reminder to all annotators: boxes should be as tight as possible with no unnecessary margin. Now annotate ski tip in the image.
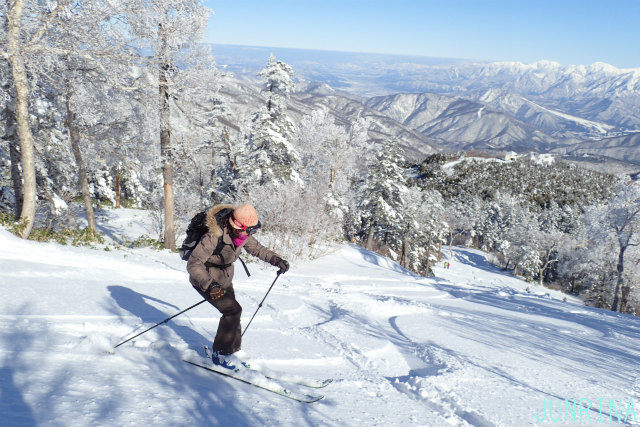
[301,378,333,389]
[306,395,325,403]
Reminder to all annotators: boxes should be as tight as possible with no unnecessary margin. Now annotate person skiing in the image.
[186,203,289,369]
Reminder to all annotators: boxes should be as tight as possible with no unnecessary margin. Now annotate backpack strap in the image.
[239,257,251,277]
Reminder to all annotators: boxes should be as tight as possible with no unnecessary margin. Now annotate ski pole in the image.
[114,299,207,349]
[242,272,281,337]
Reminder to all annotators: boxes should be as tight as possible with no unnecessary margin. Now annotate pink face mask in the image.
[232,233,249,247]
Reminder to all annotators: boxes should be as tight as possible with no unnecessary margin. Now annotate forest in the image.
[2,1,639,316]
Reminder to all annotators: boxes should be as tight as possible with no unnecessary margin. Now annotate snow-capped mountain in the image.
[365,92,556,152]
[554,131,640,164]
[212,45,640,165]
[414,61,640,134]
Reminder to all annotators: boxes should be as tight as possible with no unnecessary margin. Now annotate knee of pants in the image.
[230,303,242,317]
[222,301,242,318]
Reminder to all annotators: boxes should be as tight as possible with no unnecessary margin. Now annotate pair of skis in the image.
[183,357,332,403]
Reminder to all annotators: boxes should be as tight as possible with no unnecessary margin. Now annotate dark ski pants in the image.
[197,286,242,355]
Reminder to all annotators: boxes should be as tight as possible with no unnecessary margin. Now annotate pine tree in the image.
[400,187,447,274]
[258,54,295,115]
[358,138,408,253]
[238,55,302,192]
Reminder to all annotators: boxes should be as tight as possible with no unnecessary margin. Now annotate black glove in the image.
[206,283,226,300]
[275,258,290,274]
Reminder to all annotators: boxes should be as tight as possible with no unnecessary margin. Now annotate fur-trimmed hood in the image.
[205,204,235,238]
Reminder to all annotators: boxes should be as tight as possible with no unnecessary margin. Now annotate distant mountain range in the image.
[210,44,640,168]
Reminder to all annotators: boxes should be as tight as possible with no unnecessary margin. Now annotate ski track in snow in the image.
[2,221,640,427]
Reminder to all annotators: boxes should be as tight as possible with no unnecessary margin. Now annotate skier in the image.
[186,203,289,369]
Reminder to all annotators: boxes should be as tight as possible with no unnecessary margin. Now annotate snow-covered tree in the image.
[258,54,295,115]
[443,199,477,258]
[123,0,216,249]
[2,0,143,235]
[400,187,447,274]
[556,221,618,306]
[296,108,371,220]
[585,180,640,312]
[2,0,72,237]
[532,230,565,286]
[49,0,138,234]
[238,55,301,192]
[357,138,408,253]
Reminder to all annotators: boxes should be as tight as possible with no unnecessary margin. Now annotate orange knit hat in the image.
[231,203,259,228]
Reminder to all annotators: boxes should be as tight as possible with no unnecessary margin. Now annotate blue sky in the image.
[203,0,640,69]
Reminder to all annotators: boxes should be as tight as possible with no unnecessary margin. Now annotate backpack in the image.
[179,210,209,261]
[179,208,235,262]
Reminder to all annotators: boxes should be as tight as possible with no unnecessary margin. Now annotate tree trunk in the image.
[158,25,175,250]
[611,244,627,312]
[222,128,238,175]
[620,285,631,313]
[400,231,410,268]
[65,91,97,234]
[76,149,97,234]
[449,231,454,259]
[115,169,121,208]
[365,222,375,250]
[309,224,316,250]
[6,105,24,217]
[329,167,336,187]
[424,248,432,276]
[538,258,558,287]
[7,0,37,238]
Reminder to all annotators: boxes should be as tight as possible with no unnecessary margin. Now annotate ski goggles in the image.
[231,216,262,235]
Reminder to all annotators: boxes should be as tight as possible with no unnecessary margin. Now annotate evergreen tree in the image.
[358,138,408,253]
[238,55,301,192]
[258,54,295,115]
[400,187,447,274]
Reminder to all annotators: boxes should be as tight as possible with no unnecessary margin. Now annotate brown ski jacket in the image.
[186,204,282,292]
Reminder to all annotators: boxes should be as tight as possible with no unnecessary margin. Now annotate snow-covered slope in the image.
[1,211,640,426]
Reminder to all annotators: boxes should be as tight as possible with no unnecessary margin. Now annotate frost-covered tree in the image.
[532,230,565,286]
[46,0,141,234]
[443,198,477,258]
[556,219,618,306]
[585,180,640,312]
[258,54,295,115]
[400,187,447,274]
[2,0,72,237]
[238,55,301,192]
[2,0,141,235]
[245,183,342,260]
[122,0,215,249]
[357,138,408,253]
[296,108,370,220]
